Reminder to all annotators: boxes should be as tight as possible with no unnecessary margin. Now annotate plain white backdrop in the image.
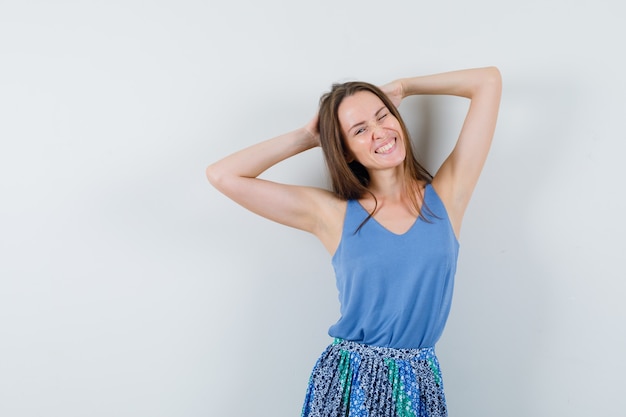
[1,0,624,416]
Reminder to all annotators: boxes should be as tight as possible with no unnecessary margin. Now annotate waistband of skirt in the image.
[329,338,437,361]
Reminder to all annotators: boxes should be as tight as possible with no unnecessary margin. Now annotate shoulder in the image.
[430,177,462,238]
[305,188,347,254]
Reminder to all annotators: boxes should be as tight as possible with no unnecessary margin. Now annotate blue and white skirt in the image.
[301,338,447,417]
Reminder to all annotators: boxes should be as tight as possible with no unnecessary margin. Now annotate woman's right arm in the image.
[205,117,339,236]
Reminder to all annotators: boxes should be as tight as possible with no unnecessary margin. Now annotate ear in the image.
[344,151,355,163]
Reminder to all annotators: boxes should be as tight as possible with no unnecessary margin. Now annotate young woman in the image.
[206,67,502,417]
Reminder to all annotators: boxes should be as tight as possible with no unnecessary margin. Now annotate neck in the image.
[366,167,407,201]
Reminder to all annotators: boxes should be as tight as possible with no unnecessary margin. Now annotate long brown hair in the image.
[317,81,434,228]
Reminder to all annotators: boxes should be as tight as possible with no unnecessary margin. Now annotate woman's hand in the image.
[303,112,321,147]
[380,79,405,108]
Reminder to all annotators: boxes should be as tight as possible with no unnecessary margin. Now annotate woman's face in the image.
[338,91,406,172]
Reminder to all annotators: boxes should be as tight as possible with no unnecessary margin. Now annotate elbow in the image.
[205,162,247,197]
[205,163,224,189]
[471,67,501,98]
[484,66,502,88]
[206,164,249,202]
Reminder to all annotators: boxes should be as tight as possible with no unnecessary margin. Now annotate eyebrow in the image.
[348,106,387,133]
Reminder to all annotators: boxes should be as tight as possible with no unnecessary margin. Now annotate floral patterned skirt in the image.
[301,338,447,417]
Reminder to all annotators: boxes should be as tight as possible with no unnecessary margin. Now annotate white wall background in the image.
[1,1,624,416]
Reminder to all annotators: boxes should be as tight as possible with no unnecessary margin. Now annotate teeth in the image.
[376,140,395,154]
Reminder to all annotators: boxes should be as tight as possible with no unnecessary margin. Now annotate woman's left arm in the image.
[384,67,502,235]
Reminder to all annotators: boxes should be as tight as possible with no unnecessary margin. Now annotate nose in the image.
[371,123,385,140]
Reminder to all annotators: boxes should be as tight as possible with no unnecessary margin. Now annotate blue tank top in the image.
[328,184,459,349]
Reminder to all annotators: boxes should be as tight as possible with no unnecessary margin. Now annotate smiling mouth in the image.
[375,138,396,154]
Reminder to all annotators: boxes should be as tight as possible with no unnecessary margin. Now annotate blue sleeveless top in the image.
[328,184,459,349]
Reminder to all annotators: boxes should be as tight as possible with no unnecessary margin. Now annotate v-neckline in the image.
[355,185,429,236]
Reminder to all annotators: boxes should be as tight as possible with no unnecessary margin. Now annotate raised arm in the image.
[205,116,343,247]
[383,67,502,236]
